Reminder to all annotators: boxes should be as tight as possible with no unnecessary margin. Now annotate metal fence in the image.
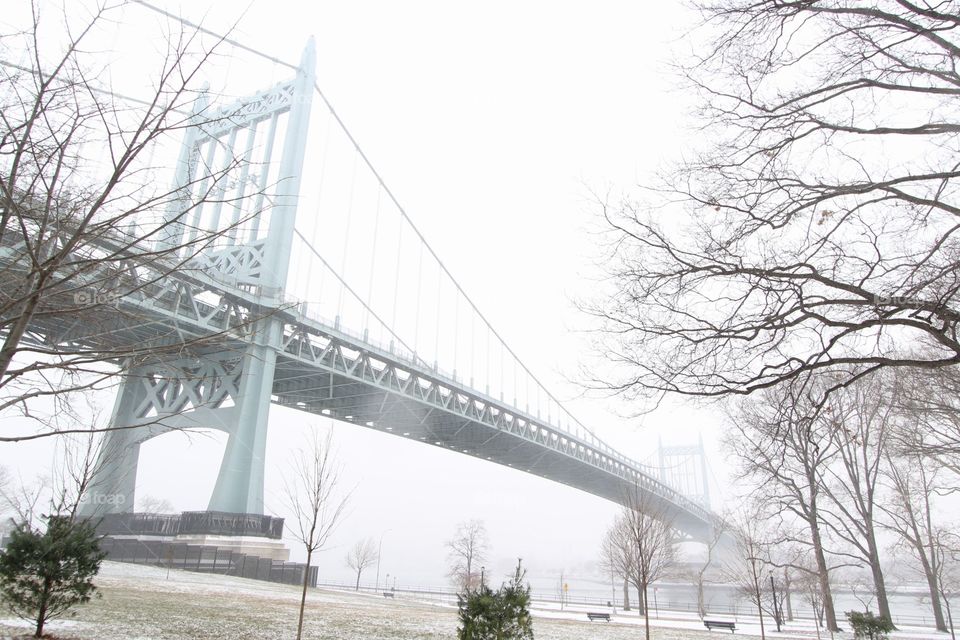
[95,511,285,539]
[99,537,315,587]
[313,578,953,629]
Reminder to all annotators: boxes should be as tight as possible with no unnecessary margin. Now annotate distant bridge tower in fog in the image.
[656,435,711,510]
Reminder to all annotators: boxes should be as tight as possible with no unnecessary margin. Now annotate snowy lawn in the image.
[0,562,937,639]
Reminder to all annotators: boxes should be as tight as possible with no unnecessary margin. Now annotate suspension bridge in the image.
[3,11,721,543]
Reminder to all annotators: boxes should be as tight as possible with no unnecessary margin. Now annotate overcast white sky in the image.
[2,0,733,594]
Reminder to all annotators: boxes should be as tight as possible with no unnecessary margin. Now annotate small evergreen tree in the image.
[847,611,895,640]
[0,517,106,637]
[457,560,534,640]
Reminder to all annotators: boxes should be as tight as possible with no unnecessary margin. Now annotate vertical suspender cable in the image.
[486,325,490,395]
[499,342,504,400]
[413,243,424,358]
[308,112,332,314]
[434,266,442,368]
[453,293,459,378]
[364,185,382,335]
[391,222,403,337]
[337,153,359,318]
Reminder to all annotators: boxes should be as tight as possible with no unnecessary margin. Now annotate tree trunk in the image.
[922,486,949,633]
[643,582,651,640]
[810,520,840,632]
[944,595,957,640]
[296,548,312,640]
[866,535,893,624]
[920,553,948,632]
[806,488,840,633]
[35,577,51,638]
[698,577,706,617]
[34,601,45,638]
[622,578,631,611]
[355,568,361,591]
[756,580,766,640]
[632,579,646,615]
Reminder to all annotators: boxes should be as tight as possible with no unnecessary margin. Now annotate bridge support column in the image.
[81,368,148,516]
[207,336,277,514]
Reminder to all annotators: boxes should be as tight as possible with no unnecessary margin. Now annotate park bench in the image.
[704,620,736,633]
[382,591,395,598]
[587,612,611,622]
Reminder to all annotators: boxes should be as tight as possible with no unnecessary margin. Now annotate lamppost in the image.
[375,529,391,592]
[654,587,659,619]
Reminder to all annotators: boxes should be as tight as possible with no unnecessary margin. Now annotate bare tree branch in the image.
[587,0,960,405]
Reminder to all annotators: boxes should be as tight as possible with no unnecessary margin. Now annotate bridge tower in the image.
[656,434,711,510]
[84,41,316,520]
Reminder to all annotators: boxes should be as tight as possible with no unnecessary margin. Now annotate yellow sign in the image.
[563,583,569,592]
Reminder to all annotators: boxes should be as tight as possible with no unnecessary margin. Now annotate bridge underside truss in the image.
[273,318,716,540]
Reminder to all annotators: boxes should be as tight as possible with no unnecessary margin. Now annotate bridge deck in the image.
[269,311,716,540]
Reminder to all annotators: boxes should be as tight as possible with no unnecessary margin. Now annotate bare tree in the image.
[895,366,960,474]
[816,373,897,622]
[934,531,960,640]
[723,512,774,640]
[0,468,43,527]
[0,466,10,516]
[601,513,648,613]
[694,520,726,618]
[726,380,842,631]
[282,430,349,640]
[795,566,827,637]
[599,516,634,611]
[1,427,110,527]
[0,1,270,441]
[447,519,489,591]
[881,445,952,631]
[345,538,379,591]
[587,0,960,405]
[138,495,175,515]
[621,483,676,640]
[50,429,107,522]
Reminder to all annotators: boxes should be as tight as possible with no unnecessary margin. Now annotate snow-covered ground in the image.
[0,562,947,639]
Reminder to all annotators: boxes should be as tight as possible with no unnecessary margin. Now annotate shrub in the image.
[457,560,533,640]
[0,517,106,638]
[846,611,894,640]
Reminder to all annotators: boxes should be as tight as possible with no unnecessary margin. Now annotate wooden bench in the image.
[587,612,611,622]
[704,620,736,633]
[382,591,395,598]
